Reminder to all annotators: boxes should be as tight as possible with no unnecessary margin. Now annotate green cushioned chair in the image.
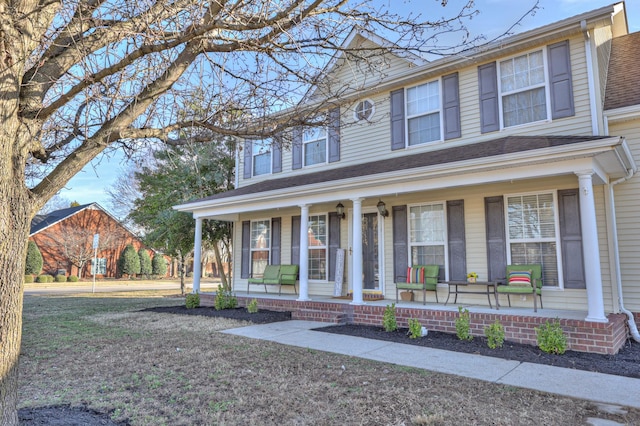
[278,265,299,296]
[496,264,543,312]
[395,265,440,305]
[247,264,280,294]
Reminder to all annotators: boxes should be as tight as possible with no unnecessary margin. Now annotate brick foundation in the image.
[200,294,631,355]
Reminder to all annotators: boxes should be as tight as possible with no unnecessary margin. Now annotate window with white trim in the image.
[406,80,441,146]
[354,99,375,121]
[506,192,559,286]
[250,220,270,276]
[302,127,327,166]
[499,50,548,127]
[91,258,107,275]
[307,214,327,280]
[409,203,446,267]
[252,139,271,176]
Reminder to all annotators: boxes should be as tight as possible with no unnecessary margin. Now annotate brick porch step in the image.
[292,309,347,323]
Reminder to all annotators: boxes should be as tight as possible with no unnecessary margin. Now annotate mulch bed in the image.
[314,323,640,379]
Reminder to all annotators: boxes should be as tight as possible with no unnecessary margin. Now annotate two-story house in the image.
[176,3,640,353]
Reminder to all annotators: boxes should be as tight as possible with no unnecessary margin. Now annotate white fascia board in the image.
[177,137,625,218]
[604,104,640,123]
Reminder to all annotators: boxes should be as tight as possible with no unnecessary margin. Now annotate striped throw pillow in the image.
[407,267,425,284]
[508,270,532,287]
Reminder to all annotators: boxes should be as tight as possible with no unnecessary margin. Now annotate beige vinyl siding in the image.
[593,23,613,111]
[609,118,640,312]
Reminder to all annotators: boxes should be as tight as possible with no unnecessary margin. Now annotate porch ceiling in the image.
[175,135,634,219]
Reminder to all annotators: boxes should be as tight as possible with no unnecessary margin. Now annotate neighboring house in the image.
[29,203,153,278]
[176,4,640,347]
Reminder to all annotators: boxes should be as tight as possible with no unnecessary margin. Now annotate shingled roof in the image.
[186,135,612,205]
[604,32,640,111]
[30,203,94,235]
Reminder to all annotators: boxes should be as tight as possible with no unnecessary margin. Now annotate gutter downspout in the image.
[606,132,640,342]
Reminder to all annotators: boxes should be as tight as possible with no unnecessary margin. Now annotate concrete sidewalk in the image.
[223,320,640,410]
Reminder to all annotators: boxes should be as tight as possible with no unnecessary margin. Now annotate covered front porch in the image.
[199,290,629,355]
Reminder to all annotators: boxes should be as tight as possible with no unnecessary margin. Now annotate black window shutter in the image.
[478,62,500,133]
[328,107,341,163]
[328,212,341,281]
[392,205,408,281]
[558,189,585,289]
[292,128,303,170]
[485,196,507,281]
[291,215,301,265]
[271,217,281,265]
[390,89,405,151]
[241,220,251,278]
[442,73,461,140]
[447,200,466,281]
[243,140,252,179]
[272,138,282,173]
[548,40,575,119]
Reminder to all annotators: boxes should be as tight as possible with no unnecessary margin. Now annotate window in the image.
[250,220,270,276]
[91,258,107,275]
[354,99,375,121]
[303,127,327,166]
[506,192,559,286]
[408,203,446,268]
[499,50,547,127]
[252,139,271,176]
[307,214,327,280]
[406,80,440,146]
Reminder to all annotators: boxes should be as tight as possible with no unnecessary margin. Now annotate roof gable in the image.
[604,32,640,111]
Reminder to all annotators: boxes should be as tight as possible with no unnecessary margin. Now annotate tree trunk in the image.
[212,242,228,290]
[179,253,186,295]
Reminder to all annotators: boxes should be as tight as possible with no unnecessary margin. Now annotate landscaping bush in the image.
[455,306,473,341]
[536,319,567,354]
[185,293,200,309]
[382,303,397,332]
[25,241,43,275]
[408,318,422,339]
[36,274,52,283]
[484,320,505,349]
[118,244,141,277]
[247,298,259,313]
[67,275,79,282]
[24,274,34,283]
[55,274,67,283]
[151,255,167,276]
[139,249,152,277]
[214,285,238,310]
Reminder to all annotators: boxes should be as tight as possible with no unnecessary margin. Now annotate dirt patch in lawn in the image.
[19,295,640,425]
[140,305,293,323]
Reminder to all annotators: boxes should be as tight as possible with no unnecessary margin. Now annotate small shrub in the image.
[408,318,422,339]
[55,274,67,283]
[536,319,567,354]
[67,275,79,282]
[382,303,397,332]
[484,320,505,349]
[24,274,34,283]
[455,306,473,341]
[247,298,259,313]
[185,293,200,309]
[36,274,51,283]
[214,285,238,310]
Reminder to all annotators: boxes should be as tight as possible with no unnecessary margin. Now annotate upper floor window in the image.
[406,80,440,146]
[499,50,547,128]
[250,220,270,276]
[303,127,327,166]
[252,139,271,176]
[408,202,446,267]
[354,99,375,121]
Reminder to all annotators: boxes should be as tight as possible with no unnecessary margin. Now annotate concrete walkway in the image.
[223,320,640,410]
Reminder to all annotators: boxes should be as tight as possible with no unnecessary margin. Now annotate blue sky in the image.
[57,0,640,211]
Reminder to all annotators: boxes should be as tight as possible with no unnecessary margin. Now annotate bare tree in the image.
[0,0,538,422]
[37,194,74,215]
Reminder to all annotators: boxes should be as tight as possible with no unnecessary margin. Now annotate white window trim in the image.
[307,212,329,282]
[406,201,449,281]
[497,46,552,130]
[503,190,564,289]
[302,127,328,167]
[404,79,444,148]
[354,98,375,122]
[250,218,271,275]
[252,139,272,177]
[92,258,107,275]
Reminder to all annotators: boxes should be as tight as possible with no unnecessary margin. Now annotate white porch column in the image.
[351,198,364,305]
[577,172,608,322]
[298,204,311,301]
[192,217,203,293]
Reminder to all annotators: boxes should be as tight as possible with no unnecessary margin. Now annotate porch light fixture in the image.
[336,202,345,220]
[377,199,389,217]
